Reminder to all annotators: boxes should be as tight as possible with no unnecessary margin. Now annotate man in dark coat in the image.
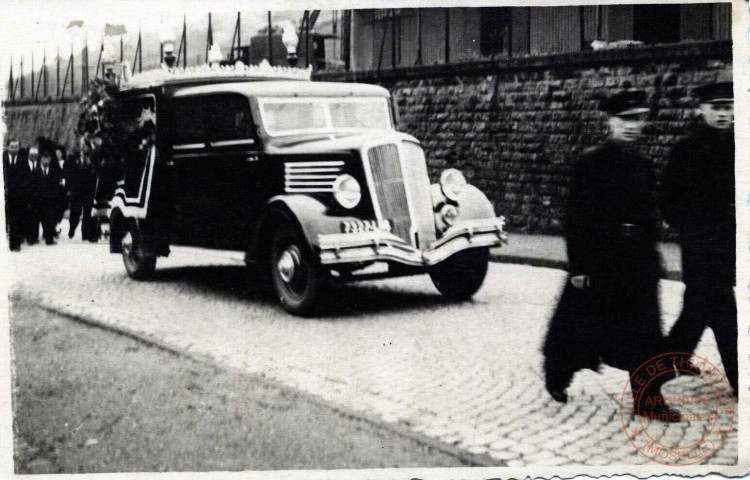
[71,152,99,242]
[3,139,28,251]
[544,90,677,420]
[660,81,736,394]
[50,145,72,232]
[29,151,62,245]
[63,151,82,239]
[23,147,41,244]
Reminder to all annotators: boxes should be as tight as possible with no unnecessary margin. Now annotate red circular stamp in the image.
[619,352,735,465]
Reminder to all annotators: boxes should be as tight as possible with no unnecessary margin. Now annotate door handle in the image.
[165,160,176,167]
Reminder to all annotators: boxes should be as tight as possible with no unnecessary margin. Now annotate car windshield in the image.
[258,97,393,136]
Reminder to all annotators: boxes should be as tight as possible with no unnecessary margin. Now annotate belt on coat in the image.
[597,223,652,238]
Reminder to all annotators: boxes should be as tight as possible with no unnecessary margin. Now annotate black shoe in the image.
[10,245,21,252]
[45,239,57,246]
[547,386,568,404]
[27,239,38,245]
[545,365,573,404]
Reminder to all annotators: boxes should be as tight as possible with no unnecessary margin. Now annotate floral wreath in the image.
[77,78,123,164]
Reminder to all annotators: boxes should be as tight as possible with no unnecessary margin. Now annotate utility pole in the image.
[267,11,273,66]
[20,57,24,99]
[8,56,13,103]
[43,49,48,98]
[70,44,75,96]
[206,12,213,62]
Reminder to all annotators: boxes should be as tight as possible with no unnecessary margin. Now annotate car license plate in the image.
[341,219,392,234]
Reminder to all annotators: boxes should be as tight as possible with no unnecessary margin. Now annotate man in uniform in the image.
[660,81,736,394]
[544,90,677,420]
[3,139,27,251]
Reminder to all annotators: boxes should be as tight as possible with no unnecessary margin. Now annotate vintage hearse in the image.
[106,63,506,315]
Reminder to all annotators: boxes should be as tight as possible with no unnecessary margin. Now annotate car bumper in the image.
[318,218,507,267]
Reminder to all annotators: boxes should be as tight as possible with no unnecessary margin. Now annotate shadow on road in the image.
[149,265,460,318]
[150,265,263,300]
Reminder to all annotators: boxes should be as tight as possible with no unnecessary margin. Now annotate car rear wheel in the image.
[121,222,156,280]
[270,220,322,316]
[429,247,489,300]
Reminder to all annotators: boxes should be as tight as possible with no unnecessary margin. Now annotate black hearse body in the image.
[108,67,506,314]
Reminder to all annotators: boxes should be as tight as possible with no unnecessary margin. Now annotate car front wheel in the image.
[121,222,156,280]
[429,247,489,300]
[270,220,322,316]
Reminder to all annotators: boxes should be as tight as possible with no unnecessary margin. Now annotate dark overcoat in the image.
[544,140,665,373]
[660,125,735,286]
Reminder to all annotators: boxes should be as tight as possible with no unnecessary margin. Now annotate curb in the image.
[22,293,502,469]
[489,253,683,282]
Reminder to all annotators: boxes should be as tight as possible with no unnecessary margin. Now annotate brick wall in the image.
[317,40,732,234]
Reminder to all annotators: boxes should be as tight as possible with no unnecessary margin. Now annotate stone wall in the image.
[316,40,732,234]
[3,100,80,152]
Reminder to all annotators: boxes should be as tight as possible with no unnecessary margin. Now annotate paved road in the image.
[6,237,738,467]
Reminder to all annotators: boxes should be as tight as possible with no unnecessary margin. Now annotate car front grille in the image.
[367,142,436,249]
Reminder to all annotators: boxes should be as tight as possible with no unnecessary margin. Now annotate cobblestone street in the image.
[7,239,739,467]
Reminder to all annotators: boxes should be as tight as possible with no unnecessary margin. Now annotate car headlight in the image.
[439,204,459,227]
[440,168,467,202]
[333,174,361,209]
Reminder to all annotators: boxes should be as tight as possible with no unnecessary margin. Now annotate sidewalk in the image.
[491,233,682,281]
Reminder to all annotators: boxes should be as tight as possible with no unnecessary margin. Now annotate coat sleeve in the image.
[660,140,691,231]
[564,155,595,276]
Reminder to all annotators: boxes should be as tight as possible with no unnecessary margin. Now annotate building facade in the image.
[348,4,731,71]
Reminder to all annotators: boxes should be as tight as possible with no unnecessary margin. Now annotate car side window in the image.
[171,97,209,145]
[208,95,254,142]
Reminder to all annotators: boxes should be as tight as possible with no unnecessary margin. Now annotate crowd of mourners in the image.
[3,136,102,250]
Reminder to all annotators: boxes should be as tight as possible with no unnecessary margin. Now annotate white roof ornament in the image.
[207,44,223,65]
[122,62,313,90]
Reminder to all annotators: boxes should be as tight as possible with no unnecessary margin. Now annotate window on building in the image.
[633,4,680,44]
[480,7,512,57]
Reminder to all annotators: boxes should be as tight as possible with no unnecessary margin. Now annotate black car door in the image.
[167,93,258,250]
[204,94,259,250]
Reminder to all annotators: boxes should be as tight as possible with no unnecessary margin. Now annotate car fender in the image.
[246,195,358,265]
[431,184,496,220]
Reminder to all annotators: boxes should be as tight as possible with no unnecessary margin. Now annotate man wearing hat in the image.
[661,81,736,394]
[544,89,677,420]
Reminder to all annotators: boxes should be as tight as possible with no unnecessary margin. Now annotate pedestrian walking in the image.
[543,90,677,420]
[3,139,28,251]
[30,151,62,245]
[75,152,99,242]
[51,145,72,233]
[23,146,41,245]
[660,81,737,395]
